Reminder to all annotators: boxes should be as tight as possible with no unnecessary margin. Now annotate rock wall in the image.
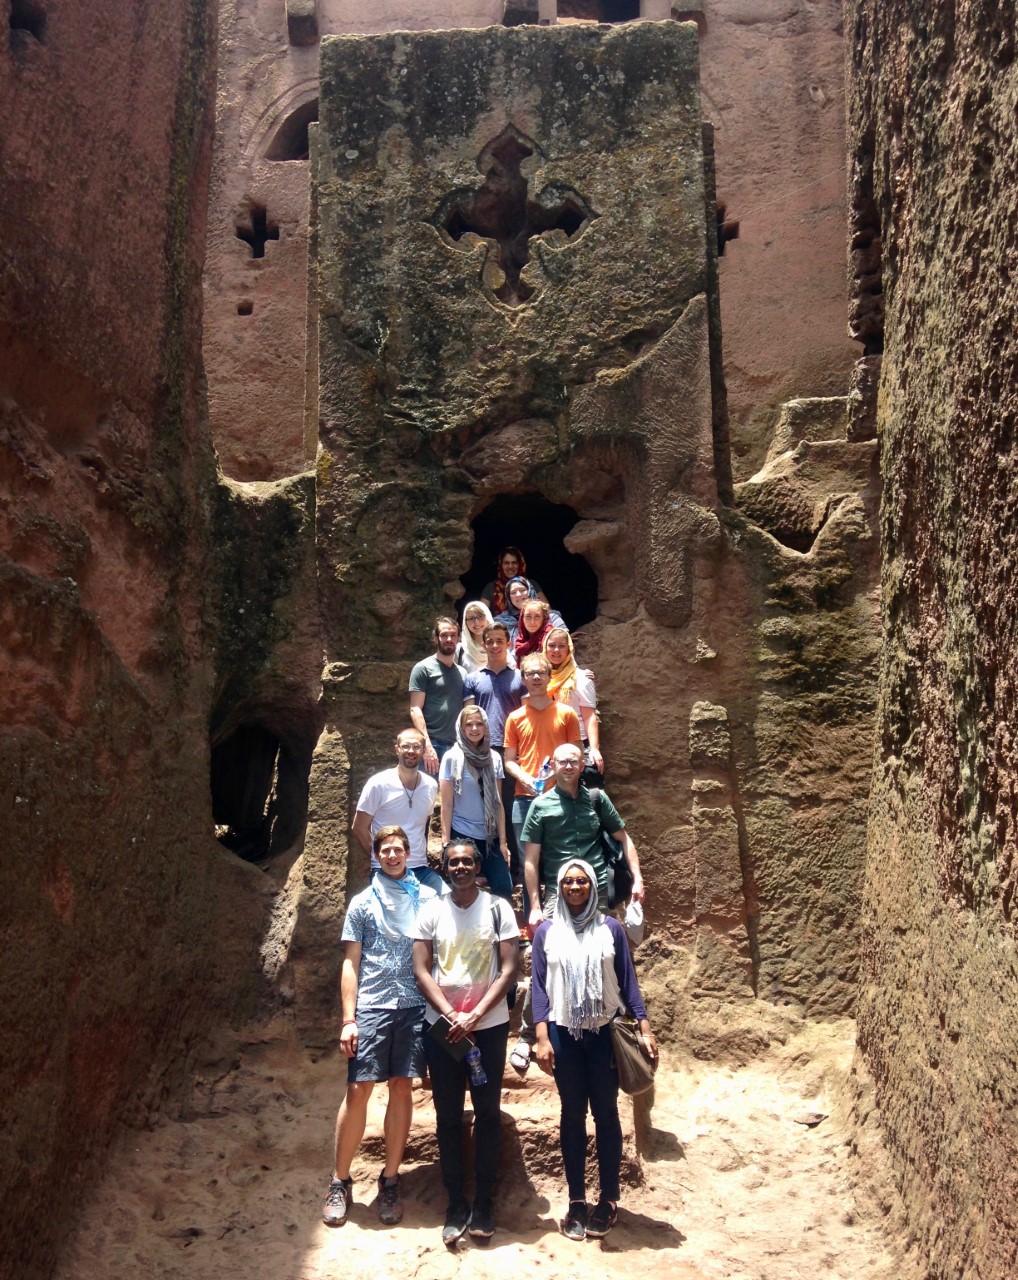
[203,0,505,480]
[849,5,1018,1277]
[1,5,276,1275]
[699,0,858,477]
[294,20,880,1052]
[203,1,856,482]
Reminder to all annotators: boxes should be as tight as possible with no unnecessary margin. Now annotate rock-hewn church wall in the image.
[849,5,1018,1276]
[203,1,857,482]
[1,5,274,1275]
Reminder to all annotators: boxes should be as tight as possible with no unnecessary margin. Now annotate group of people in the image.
[323,546,657,1245]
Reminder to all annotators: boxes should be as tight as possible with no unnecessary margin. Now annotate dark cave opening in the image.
[210,721,310,864]
[461,494,599,631]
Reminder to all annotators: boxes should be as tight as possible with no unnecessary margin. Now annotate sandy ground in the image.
[57,1016,920,1280]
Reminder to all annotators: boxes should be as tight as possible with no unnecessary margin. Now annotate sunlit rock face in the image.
[849,4,1018,1277]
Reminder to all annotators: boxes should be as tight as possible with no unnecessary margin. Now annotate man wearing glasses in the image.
[521,742,645,931]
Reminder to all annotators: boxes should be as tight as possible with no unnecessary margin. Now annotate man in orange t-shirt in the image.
[504,653,581,914]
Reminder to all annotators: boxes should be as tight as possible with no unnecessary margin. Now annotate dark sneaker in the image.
[322,1176,353,1227]
[560,1200,587,1241]
[442,1199,471,1246]
[378,1171,403,1225]
[468,1198,495,1239]
[585,1198,618,1238]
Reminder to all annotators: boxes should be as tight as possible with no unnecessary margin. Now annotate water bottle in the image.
[533,757,553,795]
[465,1044,488,1087]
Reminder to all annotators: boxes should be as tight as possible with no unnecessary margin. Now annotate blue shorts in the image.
[347,1005,426,1082]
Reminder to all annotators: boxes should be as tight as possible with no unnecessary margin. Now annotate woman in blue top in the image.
[493,576,566,646]
[439,705,513,899]
[532,859,658,1242]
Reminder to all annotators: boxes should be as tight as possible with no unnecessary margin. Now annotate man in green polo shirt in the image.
[521,742,645,932]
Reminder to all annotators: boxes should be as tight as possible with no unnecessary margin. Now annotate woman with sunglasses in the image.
[531,858,658,1242]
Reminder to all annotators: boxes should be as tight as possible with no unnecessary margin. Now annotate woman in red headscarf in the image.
[482,546,546,615]
[514,599,556,665]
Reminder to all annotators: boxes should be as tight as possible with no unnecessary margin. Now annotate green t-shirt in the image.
[408,655,466,743]
[520,784,624,900]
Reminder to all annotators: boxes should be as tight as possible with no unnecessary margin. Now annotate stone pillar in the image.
[688,701,754,997]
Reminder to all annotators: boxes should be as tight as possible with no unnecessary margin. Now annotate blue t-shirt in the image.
[439,750,505,840]
[463,666,525,747]
[341,879,437,1010]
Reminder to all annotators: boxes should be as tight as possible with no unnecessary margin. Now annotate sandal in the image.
[508,1040,532,1076]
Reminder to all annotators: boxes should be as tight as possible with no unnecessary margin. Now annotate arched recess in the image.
[462,494,599,630]
[209,700,319,866]
[264,97,319,162]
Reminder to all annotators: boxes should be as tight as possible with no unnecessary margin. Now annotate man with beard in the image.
[351,729,443,893]
[410,616,467,775]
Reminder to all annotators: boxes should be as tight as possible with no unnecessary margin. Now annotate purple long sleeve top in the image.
[531,914,647,1026]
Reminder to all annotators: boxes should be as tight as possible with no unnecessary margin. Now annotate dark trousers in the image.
[549,1021,622,1203]
[423,1022,509,1205]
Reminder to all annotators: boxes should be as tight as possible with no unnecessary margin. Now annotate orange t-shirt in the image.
[504,703,582,797]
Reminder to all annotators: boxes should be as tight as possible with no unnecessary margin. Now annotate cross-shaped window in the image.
[437,128,595,307]
[235,204,279,259]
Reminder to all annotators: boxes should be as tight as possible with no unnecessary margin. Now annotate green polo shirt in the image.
[520,783,625,900]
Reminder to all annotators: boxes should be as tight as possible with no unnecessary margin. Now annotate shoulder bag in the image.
[609,1013,657,1095]
[589,787,634,908]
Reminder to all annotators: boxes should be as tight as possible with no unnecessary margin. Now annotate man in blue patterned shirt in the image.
[321,826,438,1229]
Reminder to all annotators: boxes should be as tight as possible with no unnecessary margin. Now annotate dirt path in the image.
[59,1017,917,1280]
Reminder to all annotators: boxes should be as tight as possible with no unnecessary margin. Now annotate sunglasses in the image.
[561,877,591,887]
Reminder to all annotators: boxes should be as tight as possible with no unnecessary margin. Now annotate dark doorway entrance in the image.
[462,494,598,630]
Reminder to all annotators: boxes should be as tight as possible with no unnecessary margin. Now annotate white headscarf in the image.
[544,859,611,1038]
[459,600,494,669]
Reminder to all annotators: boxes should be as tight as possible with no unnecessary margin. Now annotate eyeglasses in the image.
[561,877,591,887]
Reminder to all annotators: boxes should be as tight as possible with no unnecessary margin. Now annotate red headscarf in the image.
[514,601,554,663]
[491,545,527,614]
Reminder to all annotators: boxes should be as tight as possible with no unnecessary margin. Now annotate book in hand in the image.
[427,1014,475,1061]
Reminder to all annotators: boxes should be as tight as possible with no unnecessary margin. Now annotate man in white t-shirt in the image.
[351,729,443,893]
[413,839,519,1245]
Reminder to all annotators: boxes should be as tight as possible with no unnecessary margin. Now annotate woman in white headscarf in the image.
[439,705,512,898]
[456,600,496,673]
[531,859,658,1242]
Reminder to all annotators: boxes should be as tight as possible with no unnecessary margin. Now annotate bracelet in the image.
[342,1019,357,1026]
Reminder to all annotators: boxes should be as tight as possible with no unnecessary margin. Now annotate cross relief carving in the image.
[435,127,597,307]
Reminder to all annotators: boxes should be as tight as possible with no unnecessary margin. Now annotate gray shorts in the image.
[347,1005,426,1083]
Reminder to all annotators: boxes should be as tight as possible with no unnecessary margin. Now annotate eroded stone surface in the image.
[849,5,1018,1276]
[0,5,278,1276]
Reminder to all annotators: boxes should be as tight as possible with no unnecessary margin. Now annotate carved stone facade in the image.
[203,0,853,481]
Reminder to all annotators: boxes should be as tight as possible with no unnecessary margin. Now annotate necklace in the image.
[400,771,420,807]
